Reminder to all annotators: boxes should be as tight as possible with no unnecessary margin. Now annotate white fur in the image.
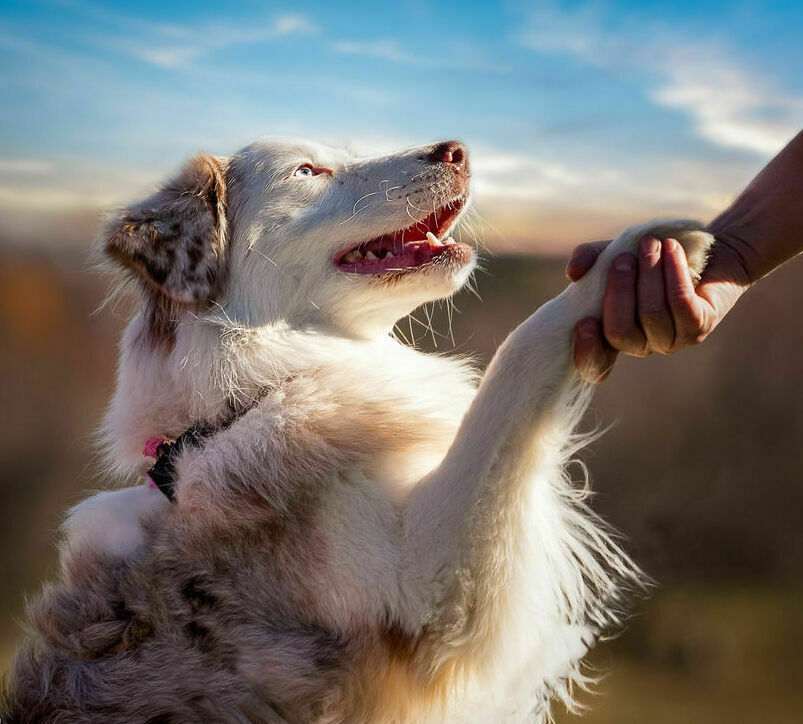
[71,138,713,722]
[62,484,169,561]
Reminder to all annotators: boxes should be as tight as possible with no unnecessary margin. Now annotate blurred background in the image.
[1,1,801,721]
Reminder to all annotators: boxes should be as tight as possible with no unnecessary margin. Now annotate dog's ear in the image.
[103,153,228,304]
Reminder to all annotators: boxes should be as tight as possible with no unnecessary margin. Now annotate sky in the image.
[1,0,801,254]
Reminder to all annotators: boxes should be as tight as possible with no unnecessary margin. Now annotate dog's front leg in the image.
[401,220,713,673]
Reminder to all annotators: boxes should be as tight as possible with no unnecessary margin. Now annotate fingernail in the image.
[664,238,678,253]
[567,250,584,269]
[614,254,634,272]
[640,235,661,257]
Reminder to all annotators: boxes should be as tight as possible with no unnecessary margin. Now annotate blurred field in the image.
[1,242,802,720]
[557,585,803,724]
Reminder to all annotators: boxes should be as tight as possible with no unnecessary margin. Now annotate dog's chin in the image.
[326,250,475,339]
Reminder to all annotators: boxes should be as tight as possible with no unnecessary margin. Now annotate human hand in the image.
[568,234,752,383]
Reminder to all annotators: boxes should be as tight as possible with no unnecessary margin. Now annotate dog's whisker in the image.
[422,303,438,348]
[405,195,430,214]
[462,206,498,253]
[339,196,390,225]
[391,322,413,348]
[383,185,403,201]
[407,311,438,339]
[350,190,383,217]
[403,204,421,226]
[446,297,455,347]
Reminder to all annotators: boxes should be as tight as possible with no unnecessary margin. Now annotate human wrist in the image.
[706,130,803,283]
[704,227,761,286]
[705,201,774,287]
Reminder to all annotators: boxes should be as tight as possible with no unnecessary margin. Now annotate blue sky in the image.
[1,0,801,253]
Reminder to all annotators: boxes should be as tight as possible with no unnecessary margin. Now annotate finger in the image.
[602,253,649,356]
[566,240,611,281]
[637,235,675,354]
[662,238,707,346]
[573,318,619,383]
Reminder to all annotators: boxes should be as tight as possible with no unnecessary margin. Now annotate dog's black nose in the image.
[428,141,469,171]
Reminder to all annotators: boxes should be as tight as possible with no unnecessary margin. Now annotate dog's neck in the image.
[100,309,476,481]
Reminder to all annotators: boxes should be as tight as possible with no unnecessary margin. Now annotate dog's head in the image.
[102,139,474,341]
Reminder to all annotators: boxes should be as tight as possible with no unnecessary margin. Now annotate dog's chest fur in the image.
[170,332,478,617]
[54,332,484,720]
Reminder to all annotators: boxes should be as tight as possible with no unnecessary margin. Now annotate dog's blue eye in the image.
[294,164,315,178]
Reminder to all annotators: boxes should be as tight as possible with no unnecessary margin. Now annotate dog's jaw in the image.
[333,197,472,277]
[325,192,475,339]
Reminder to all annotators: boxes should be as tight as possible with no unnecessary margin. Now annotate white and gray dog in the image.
[1,139,713,723]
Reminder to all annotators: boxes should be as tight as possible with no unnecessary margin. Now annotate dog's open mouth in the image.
[334,199,470,275]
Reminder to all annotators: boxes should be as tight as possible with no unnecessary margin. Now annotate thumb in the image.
[566,240,612,281]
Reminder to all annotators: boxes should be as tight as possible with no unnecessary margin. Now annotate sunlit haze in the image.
[2,0,801,253]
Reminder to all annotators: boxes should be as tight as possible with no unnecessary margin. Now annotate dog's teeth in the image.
[343,250,363,264]
[443,236,455,245]
[385,251,394,258]
[364,250,378,260]
[426,231,443,246]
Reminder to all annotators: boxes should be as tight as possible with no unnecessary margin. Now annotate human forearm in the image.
[570,129,803,381]
[706,130,803,283]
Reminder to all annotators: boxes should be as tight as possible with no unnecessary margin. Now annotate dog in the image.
[0,138,713,723]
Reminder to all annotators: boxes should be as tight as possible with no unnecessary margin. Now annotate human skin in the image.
[569,129,803,382]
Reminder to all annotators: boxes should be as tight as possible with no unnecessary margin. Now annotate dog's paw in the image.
[565,218,715,323]
[607,218,714,283]
[60,484,169,564]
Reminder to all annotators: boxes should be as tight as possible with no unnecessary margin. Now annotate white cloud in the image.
[142,14,318,68]
[273,14,318,37]
[470,145,741,218]
[93,11,318,69]
[652,51,802,155]
[0,159,53,174]
[0,157,162,213]
[518,3,801,157]
[0,185,118,211]
[332,39,420,65]
[331,37,509,72]
[471,149,584,200]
